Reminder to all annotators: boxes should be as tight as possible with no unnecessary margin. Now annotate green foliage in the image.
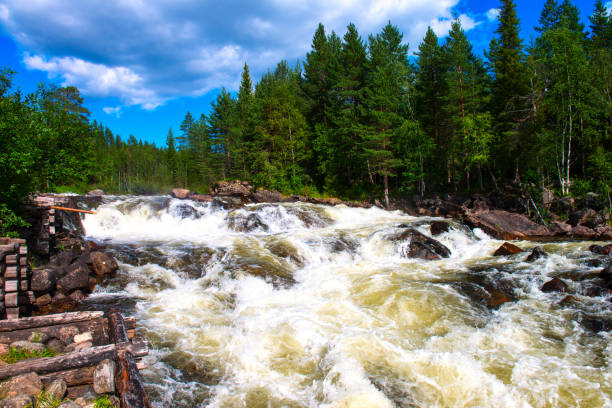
[29,390,65,408]
[0,204,29,238]
[93,395,116,408]
[0,346,57,364]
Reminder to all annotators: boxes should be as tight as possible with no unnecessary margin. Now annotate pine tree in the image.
[166,128,176,185]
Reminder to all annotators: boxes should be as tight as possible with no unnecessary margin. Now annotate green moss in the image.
[27,391,65,408]
[0,346,57,364]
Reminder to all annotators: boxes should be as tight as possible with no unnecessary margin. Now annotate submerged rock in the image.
[227,212,269,232]
[90,251,119,276]
[430,221,450,236]
[493,242,522,256]
[541,277,568,293]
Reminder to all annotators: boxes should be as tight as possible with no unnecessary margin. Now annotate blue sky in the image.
[0,0,604,146]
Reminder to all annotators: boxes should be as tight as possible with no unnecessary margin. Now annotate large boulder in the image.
[0,395,33,408]
[30,267,58,293]
[56,262,90,293]
[171,188,191,199]
[45,379,67,400]
[393,228,451,260]
[0,372,43,399]
[87,189,105,196]
[90,251,119,276]
[541,277,568,293]
[526,246,547,262]
[251,188,285,203]
[462,209,551,240]
[430,221,451,236]
[210,180,253,197]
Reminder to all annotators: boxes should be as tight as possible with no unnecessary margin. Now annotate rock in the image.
[590,244,605,254]
[571,224,598,239]
[57,325,79,344]
[89,251,118,276]
[251,188,284,203]
[559,295,577,306]
[88,277,98,293]
[584,192,602,211]
[9,340,45,353]
[58,402,81,408]
[0,343,8,354]
[0,395,33,408]
[45,338,65,353]
[227,213,268,232]
[85,241,104,252]
[551,196,575,214]
[462,209,551,240]
[28,331,50,343]
[210,180,253,197]
[0,372,43,398]
[526,246,547,262]
[392,228,451,260]
[602,244,612,255]
[493,242,522,256]
[171,188,191,199]
[48,295,79,314]
[189,193,213,202]
[569,208,598,227]
[486,288,514,308]
[541,277,568,293]
[56,262,90,293]
[549,220,572,235]
[93,358,116,394]
[45,378,67,400]
[35,293,52,307]
[64,341,92,353]
[50,250,81,268]
[87,189,105,196]
[430,221,450,236]
[30,267,58,293]
[69,290,85,302]
[73,332,93,343]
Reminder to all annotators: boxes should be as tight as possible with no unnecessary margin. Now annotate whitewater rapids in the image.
[82,196,612,407]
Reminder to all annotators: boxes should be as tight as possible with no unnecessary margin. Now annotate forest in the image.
[1,0,611,235]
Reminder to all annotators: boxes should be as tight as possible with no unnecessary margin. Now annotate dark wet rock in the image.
[526,246,547,262]
[590,244,605,254]
[90,251,119,276]
[584,192,603,211]
[69,290,85,302]
[582,284,610,297]
[602,244,612,255]
[227,213,269,232]
[430,221,450,236]
[35,293,52,307]
[56,262,90,293]
[171,188,191,199]
[327,234,358,254]
[559,295,577,306]
[463,209,551,240]
[285,206,332,228]
[31,267,58,293]
[599,267,612,289]
[551,196,575,214]
[581,317,612,332]
[171,203,198,219]
[50,249,81,268]
[266,240,304,267]
[541,278,568,293]
[493,242,522,256]
[211,180,253,197]
[390,228,451,260]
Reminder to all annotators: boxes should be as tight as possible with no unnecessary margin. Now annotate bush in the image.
[0,203,29,238]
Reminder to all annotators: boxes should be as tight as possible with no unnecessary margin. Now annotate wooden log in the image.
[127,329,135,340]
[49,226,56,235]
[109,309,129,344]
[19,280,28,291]
[4,267,18,279]
[0,244,18,253]
[0,343,116,380]
[4,279,18,293]
[116,349,152,408]
[6,308,19,320]
[129,335,148,358]
[40,366,95,387]
[0,318,109,345]
[5,293,18,307]
[19,268,28,279]
[48,216,55,223]
[19,246,27,256]
[0,311,104,332]
[49,206,96,215]
[5,255,18,265]
[124,316,136,330]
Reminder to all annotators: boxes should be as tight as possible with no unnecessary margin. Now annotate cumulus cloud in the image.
[1,0,482,111]
[486,8,500,22]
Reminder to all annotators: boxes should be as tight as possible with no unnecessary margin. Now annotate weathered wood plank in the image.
[5,293,18,307]
[0,318,109,345]
[0,343,116,380]
[116,349,151,408]
[4,267,18,279]
[109,309,129,344]
[129,335,148,358]
[5,255,18,265]
[6,308,19,320]
[40,366,95,387]
[0,311,104,332]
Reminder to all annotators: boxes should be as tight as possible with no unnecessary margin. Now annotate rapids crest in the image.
[82,196,612,407]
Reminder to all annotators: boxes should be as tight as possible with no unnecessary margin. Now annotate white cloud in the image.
[23,54,163,109]
[103,106,122,117]
[486,8,500,22]
[605,1,612,12]
[3,0,482,110]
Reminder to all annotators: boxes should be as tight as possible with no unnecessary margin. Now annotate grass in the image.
[0,346,57,364]
[93,395,117,408]
[25,391,64,408]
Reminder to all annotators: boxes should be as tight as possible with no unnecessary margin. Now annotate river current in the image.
[81,196,612,407]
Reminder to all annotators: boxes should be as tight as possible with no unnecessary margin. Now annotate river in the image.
[81,196,612,407]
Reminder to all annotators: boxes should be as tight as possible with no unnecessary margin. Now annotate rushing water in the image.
[82,196,612,408]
